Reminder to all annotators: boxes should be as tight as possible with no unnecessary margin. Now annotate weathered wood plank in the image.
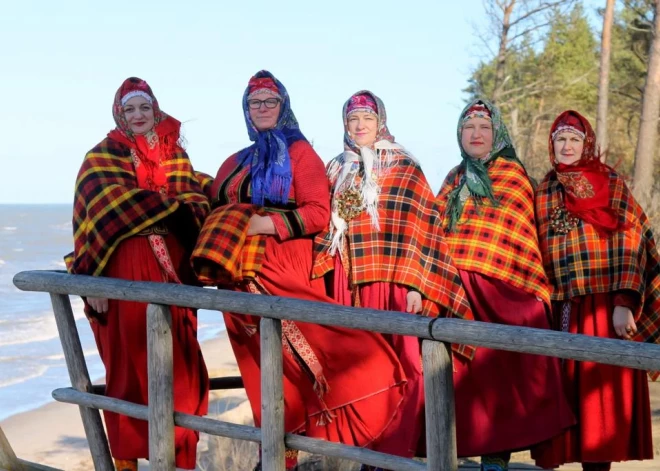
[53,387,262,442]
[48,294,113,471]
[423,340,457,471]
[147,304,175,470]
[51,388,425,470]
[13,271,660,372]
[1,426,63,471]
[428,317,660,371]
[14,271,432,337]
[16,459,64,471]
[0,426,24,471]
[284,434,425,471]
[260,318,285,471]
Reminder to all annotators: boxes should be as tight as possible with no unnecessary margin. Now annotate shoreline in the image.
[0,330,241,471]
[0,305,224,424]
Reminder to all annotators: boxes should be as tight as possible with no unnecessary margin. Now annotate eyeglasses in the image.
[247,98,281,110]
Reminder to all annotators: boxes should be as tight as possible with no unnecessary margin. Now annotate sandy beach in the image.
[1,331,658,471]
[0,330,246,471]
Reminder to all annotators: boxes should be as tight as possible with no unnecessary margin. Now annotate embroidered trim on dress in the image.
[561,301,571,333]
[246,279,336,425]
[147,234,182,283]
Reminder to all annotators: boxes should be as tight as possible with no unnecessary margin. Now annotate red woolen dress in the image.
[531,292,652,467]
[452,270,575,457]
[195,140,407,452]
[532,156,659,467]
[66,130,210,469]
[91,234,209,469]
[436,158,575,457]
[312,148,476,459]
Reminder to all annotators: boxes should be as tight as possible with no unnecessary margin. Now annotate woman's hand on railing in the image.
[406,290,422,314]
[87,297,109,314]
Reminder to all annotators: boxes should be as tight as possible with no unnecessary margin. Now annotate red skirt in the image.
[331,256,424,458]
[453,270,574,457]
[90,235,209,470]
[531,292,653,467]
[223,236,406,448]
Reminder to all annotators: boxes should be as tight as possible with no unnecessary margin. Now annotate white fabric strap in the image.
[552,125,585,141]
[121,91,153,106]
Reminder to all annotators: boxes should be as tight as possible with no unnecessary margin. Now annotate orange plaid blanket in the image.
[314,155,474,325]
[436,158,550,305]
[536,170,660,350]
[191,204,266,285]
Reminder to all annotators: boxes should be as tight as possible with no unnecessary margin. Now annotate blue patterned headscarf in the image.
[236,70,306,205]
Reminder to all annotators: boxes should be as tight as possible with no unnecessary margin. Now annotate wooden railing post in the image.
[49,294,113,471]
[147,304,175,470]
[260,317,285,471]
[0,426,25,471]
[422,340,457,471]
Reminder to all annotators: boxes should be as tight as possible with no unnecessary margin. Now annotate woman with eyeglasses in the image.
[313,91,475,469]
[192,71,408,471]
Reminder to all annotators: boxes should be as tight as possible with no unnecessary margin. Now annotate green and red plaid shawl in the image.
[536,170,660,348]
[436,158,551,305]
[191,203,267,285]
[65,137,209,276]
[314,154,475,341]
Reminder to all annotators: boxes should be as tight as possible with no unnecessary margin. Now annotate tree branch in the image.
[509,0,573,28]
[508,21,552,42]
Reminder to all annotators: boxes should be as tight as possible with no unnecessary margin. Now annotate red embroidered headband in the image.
[347,93,378,116]
[247,77,282,99]
[462,103,491,123]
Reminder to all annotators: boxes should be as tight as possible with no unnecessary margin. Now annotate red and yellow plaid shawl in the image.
[191,203,267,285]
[314,154,474,326]
[536,170,660,346]
[436,158,551,305]
[65,137,209,276]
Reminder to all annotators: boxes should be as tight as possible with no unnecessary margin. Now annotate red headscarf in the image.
[107,77,181,192]
[549,110,625,233]
[247,76,282,99]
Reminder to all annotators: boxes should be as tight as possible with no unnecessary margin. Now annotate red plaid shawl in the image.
[313,155,474,325]
[65,137,209,276]
[536,170,660,347]
[195,171,215,200]
[191,204,267,285]
[436,158,551,305]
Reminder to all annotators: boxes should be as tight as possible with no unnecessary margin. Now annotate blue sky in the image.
[0,0,600,204]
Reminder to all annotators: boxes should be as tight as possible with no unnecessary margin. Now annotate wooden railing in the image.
[4,270,660,471]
